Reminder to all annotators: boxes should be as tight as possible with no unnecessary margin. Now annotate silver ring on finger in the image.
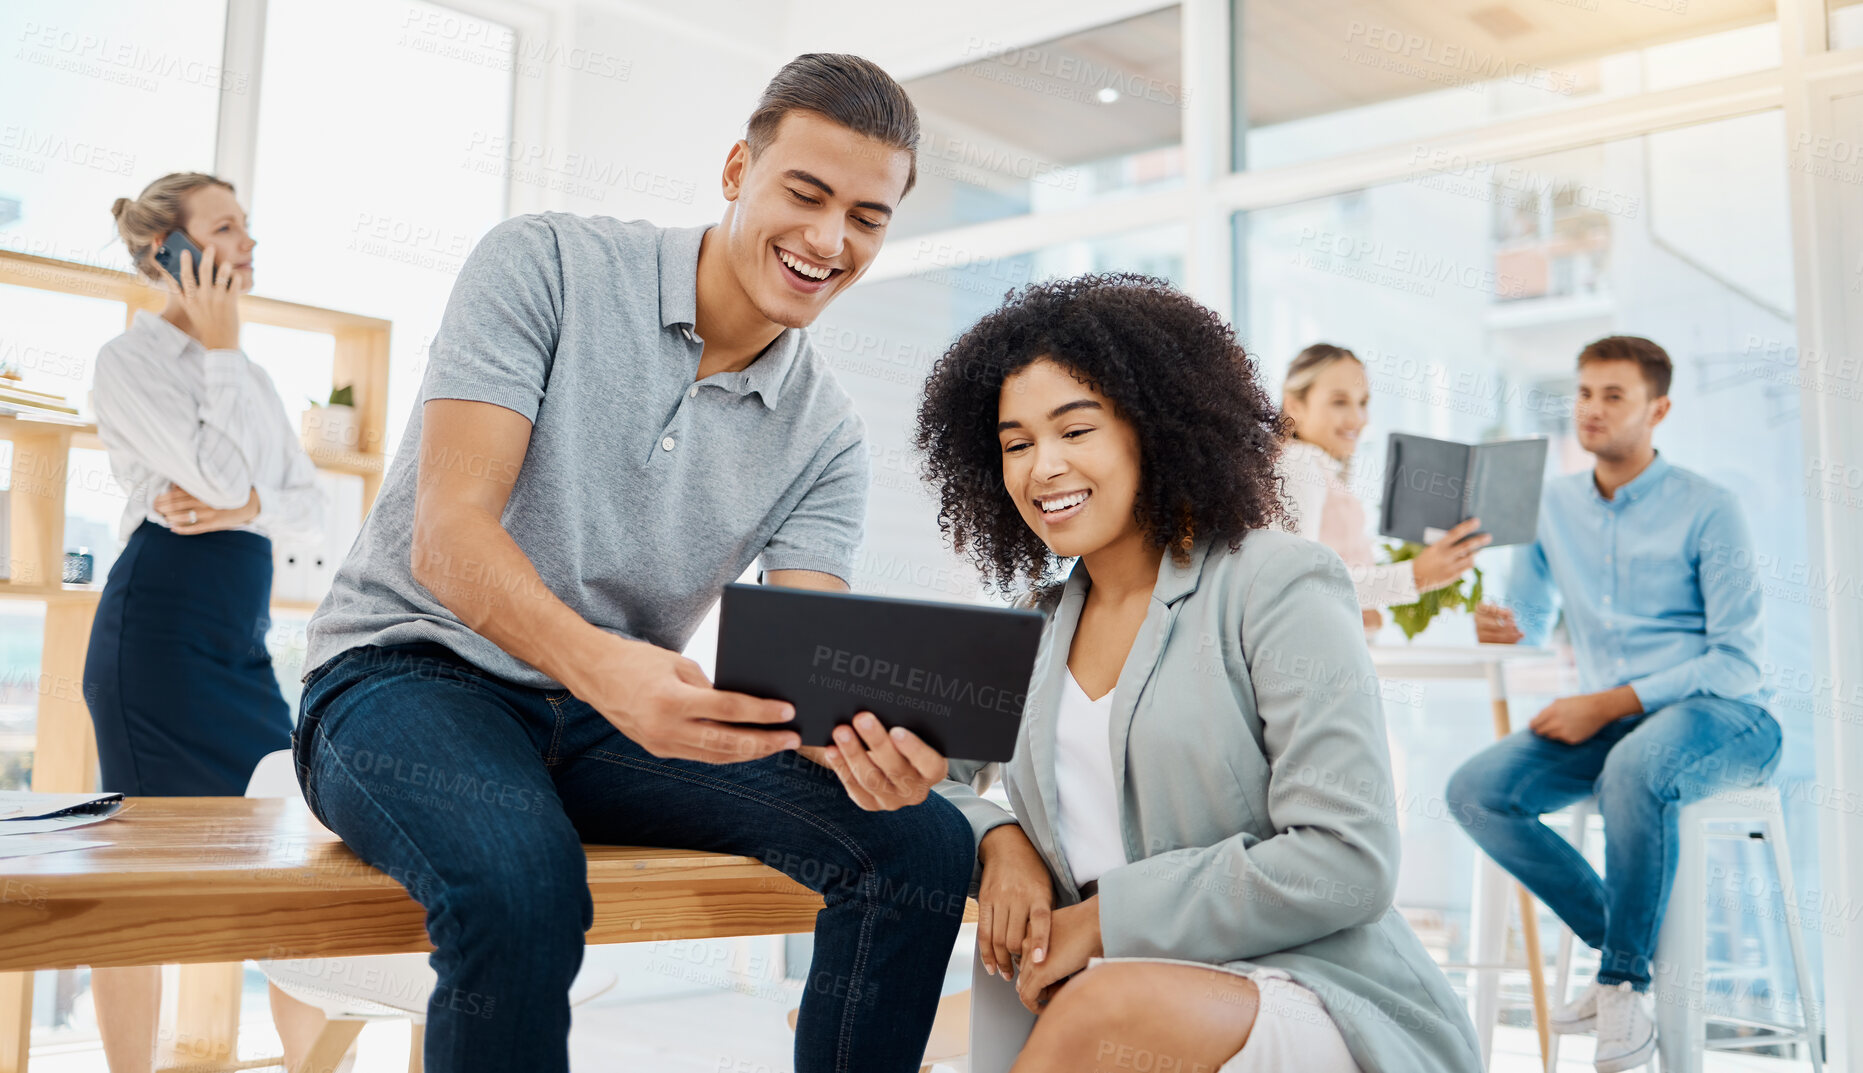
[186,509,198,525]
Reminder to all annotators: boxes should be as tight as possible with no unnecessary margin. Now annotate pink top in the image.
[1273,439,1419,610]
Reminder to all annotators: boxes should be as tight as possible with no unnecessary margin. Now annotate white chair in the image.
[1547,787,1823,1072]
[244,749,616,1072]
[784,986,974,1073]
[965,951,1036,1073]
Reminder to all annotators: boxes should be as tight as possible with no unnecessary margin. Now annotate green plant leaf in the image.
[328,384,355,407]
[1381,541,1484,640]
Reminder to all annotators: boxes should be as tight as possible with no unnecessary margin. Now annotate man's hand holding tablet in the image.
[802,712,949,811]
[567,628,951,812]
[567,633,805,764]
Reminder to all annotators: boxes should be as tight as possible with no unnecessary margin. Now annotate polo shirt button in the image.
[688,385,698,398]
[661,436,676,451]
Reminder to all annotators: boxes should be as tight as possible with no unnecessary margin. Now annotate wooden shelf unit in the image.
[0,247,393,1073]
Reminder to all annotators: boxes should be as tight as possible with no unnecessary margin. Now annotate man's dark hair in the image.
[914,274,1289,593]
[1578,335,1672,398]
[746,53,920,194]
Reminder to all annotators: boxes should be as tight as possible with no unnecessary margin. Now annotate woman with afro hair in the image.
[921,274,1480,1073]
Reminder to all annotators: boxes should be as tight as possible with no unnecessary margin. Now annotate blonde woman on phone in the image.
[1274,343,1486,631]
[87,172,322,1073]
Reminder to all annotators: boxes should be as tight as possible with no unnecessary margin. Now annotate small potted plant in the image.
[1383,540,1484,641]
[302,384,359,452]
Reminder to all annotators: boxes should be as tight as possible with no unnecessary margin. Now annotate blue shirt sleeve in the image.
[1627,494,1766,711]
[1505,535,1560,647]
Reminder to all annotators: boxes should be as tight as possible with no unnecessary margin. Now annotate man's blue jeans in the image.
[1445,695,1781,989]
[293,642,977,1073]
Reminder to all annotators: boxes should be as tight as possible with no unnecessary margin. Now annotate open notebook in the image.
[1379,433,1549,548]
[0,792,124,823]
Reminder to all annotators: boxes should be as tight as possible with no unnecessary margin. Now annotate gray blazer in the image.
[936,531,1482,1073]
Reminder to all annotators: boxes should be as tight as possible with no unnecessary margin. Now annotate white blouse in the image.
[91,311,322,543]
[1053,668,1127,887]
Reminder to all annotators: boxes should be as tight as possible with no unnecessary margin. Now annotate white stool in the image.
[1547,787,1822,1072]
[244,750,616,1071]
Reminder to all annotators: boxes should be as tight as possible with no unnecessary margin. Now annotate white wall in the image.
[539,3,783,225]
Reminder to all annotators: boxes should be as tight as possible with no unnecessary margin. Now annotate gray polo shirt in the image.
[303,213,870,689]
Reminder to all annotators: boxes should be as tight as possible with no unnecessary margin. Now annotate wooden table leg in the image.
[0,972,29,1073]
[294,1019,363,1073]
[1516,886,1551,1066]
[1486,664,1551,1071]
[169,963,242,1068]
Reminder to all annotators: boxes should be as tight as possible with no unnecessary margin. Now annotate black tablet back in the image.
[714,584,1044,762]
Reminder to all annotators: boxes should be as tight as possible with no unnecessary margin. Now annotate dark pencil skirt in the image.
[83,520,292,796]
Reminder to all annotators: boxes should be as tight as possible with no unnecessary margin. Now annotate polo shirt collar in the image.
[658,225,705,331]
[1592,450,1670,505]
[739,332,800,409]
[657,223,799,410]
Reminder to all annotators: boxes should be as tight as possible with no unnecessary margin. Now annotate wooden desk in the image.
[2,797,949,1071]
[0,797,839,971]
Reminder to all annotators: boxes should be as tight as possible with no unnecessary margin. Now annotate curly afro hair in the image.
[913,273,1288,594]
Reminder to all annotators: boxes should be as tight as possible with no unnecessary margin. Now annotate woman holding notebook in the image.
[920,276,1480,1073]
[1273,343,1485,630]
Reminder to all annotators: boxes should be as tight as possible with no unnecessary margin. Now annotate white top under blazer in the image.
[91,310,322,543]
[1052,669,1127,886]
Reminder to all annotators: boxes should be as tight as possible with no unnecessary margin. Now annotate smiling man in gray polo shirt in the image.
[293,55,974,1073]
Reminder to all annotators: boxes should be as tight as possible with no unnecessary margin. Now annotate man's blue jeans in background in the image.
[293,642,977,1073]
[1446,695,1781,989]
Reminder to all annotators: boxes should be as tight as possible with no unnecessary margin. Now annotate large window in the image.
[3,0,522,1058]
[0,0,229,268]
[1836,0,1863,47]
[248,0,514,461]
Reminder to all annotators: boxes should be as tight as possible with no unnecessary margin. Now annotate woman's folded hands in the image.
[975,824,1109,1012]
[976,824,1053,983]
[1013,897,1102,1012]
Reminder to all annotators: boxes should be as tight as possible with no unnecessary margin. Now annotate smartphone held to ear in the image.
[154,230,206,286]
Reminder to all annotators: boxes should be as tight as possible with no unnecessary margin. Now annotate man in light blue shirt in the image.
[1446,336,1782,1073]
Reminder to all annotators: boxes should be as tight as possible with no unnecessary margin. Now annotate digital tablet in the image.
[713,584,1045,762]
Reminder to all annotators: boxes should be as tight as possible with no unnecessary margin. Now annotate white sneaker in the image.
[1594,981,1657,1073]
[1550,979,1601,1034]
